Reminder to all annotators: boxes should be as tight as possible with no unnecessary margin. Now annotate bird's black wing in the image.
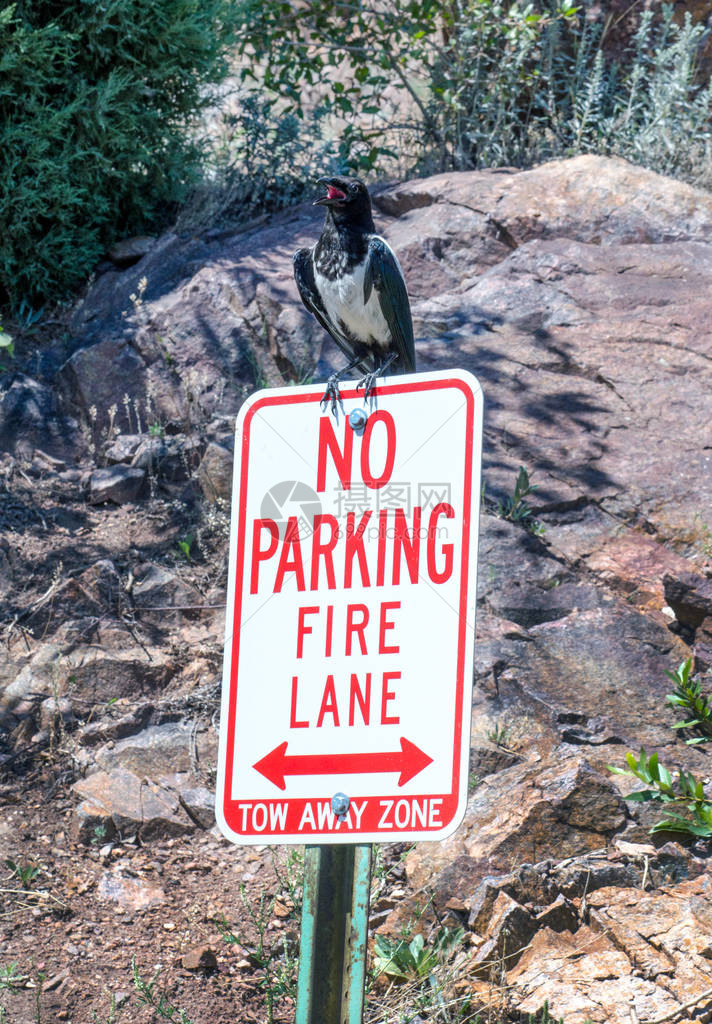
[293,248,367,369]
[363,237,416,372]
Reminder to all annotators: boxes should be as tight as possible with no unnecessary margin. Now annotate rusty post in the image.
[295,843,372,1024]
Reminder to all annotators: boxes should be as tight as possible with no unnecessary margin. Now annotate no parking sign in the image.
[216,370,483,844]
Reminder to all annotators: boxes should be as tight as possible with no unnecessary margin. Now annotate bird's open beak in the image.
[314,177,347,206]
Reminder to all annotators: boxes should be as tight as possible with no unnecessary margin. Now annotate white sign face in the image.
[216,370,483,844]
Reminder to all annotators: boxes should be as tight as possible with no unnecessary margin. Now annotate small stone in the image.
[468,880,507,935]
[613,839,656,858]
[535,894,579,933]
[108,236,156,267]
[89,465,146,504]
[131,564,203,614]
[130,435,202,481]
[39,697,74,732]
[197,440,234,501]
[663,572,712,630]
[104,434,143,464]
[98,872,165,912]
[181,945,218,971]
[471,892,537,978]
[552,855,638,898]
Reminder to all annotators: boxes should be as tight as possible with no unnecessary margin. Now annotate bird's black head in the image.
[314,176,374,229]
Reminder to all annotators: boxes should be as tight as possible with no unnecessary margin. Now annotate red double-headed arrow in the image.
[253,737,433,791]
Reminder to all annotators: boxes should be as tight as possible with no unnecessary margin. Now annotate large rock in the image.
[73,768,196,842]
[507,925,680,1024]
[0,374,78,459]
[3,627,176,708]
[663,571,712,629]
[470,891,537,977]
[87,721,216,778]
[131,563,203,613]
[377,160,712,548]
[405,756,627,892]
[0,644,63,721]
[472,594,697,771]
[58,158,712,558]
[64,219,324,433]
[375,155,712,243]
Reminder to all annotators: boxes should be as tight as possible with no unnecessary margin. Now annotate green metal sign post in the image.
[296,843,373,1024]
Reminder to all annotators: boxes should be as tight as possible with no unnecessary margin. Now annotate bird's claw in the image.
[321,376,344,415]
[356,371,379,400]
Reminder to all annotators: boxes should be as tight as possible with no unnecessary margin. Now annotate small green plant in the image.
[0,964,23,992]
[33,969,45,1024]
[247,350,269,391]
[91,993,123,1024]
[0,964,23,1024]
[176,534,194,561]
[487,722,512,748]
[609,748,712,837]
[3,859,39,889]
[148,422,165,438]
[91,824,108,845]
[373,926,465,982]
[665,658,712,745]
[217,884,298,1024]
[132,958,194,1024]
[271,847,304,916]
[496,466,544,535]
[16,300,44,329]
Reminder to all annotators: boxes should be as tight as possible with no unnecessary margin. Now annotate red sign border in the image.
[221,375,477,841]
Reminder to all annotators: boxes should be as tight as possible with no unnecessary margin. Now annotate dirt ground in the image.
[0,456,431,1024]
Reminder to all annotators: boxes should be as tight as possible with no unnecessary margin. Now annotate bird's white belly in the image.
[314,260,390,346]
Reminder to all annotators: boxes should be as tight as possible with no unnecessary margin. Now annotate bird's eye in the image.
[349,183,358,192]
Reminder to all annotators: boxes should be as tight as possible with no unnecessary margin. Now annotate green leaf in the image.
[651,816,712,837]
[625,750,641,772]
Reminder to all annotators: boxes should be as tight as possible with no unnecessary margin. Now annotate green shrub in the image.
[0,0,240,306]
[609,660,712,838]
[226,1,712,212]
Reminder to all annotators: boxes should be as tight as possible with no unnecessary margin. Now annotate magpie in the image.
[294,175,415,411]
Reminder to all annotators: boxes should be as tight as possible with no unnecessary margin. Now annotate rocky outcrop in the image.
[507,875,712,1024]
[2,154,712,1021]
